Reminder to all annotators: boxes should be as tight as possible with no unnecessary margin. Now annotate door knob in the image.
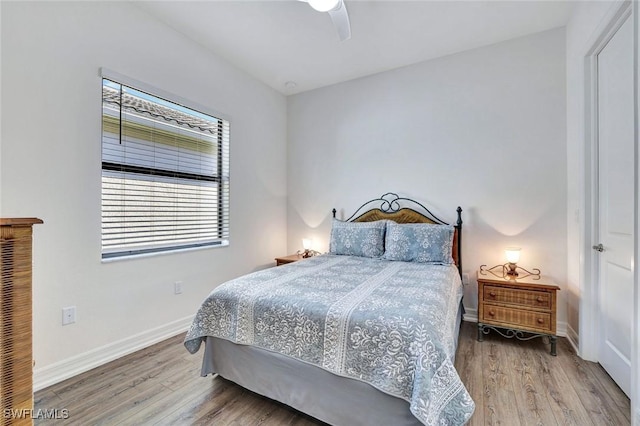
[592,243,604,252]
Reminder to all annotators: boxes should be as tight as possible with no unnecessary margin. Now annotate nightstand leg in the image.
[477,323,484,342]
[550,335,557,356]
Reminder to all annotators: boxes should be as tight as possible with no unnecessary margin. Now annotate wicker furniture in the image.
[477,271,560,355]
[1,218,42,425]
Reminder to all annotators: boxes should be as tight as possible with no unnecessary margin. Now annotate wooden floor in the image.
[456,322,630,426]
[35,321,630,425]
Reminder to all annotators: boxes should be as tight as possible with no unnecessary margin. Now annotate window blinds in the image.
[101,79,230,258]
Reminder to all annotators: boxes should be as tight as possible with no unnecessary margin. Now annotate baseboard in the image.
[556,321,567,338]
[33,315,193,392]
[461,307,568,338]
[565,323,579,354]
[463,308,477,323]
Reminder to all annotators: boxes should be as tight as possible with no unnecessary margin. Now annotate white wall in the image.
[287,29,567,326]
[0,1,3,217]
[0,1,287,389]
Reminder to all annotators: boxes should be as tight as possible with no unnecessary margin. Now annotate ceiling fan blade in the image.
[328,0,351,41]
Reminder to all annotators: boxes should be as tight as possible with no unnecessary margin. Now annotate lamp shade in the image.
[505,247,521,264]
[302,238,312,250]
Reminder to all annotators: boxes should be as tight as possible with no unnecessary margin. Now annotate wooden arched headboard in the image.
[333,193,462,277]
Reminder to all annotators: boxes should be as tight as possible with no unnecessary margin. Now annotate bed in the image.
[184,193,474,425]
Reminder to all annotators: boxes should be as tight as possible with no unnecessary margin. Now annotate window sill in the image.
[101,240,229,263]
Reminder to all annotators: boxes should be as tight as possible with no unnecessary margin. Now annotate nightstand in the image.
[477,271,560,355]
[275,254,303,266]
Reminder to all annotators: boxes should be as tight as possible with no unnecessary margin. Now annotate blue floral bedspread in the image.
[184,254,475,425]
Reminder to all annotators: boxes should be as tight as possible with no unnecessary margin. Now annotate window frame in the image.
[100,68,230,260]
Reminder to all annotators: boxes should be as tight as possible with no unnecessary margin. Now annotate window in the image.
[101,77,229,258]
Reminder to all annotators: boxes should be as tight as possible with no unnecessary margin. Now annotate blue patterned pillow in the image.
[329,220,386,258]
[383,222,454,264]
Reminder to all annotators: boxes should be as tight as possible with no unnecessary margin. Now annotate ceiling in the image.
[135,1,577,95]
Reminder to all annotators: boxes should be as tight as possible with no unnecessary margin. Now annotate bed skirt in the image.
[199,302,464,426]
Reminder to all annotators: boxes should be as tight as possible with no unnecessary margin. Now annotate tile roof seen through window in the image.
[102,85,219,135]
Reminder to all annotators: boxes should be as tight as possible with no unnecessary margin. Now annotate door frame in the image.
[634,2,639,423]
[580,0,638,422]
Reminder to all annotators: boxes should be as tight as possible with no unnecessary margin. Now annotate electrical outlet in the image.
[462,273,470,286]
[62,306,76,325]
[174,281,183,295]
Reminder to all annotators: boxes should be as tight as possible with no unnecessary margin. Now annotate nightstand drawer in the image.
[483,285,551,309]
[482,305,552,332]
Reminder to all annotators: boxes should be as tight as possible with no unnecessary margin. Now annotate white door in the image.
[596,13,634,397]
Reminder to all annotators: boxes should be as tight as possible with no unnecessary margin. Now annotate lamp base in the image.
[297,249,321,259]
[480,263,541,280]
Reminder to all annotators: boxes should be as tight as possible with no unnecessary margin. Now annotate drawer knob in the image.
[489,292,496,297]
[537,296,544,303]
[537,318,544,324]
[488,310,495,316]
